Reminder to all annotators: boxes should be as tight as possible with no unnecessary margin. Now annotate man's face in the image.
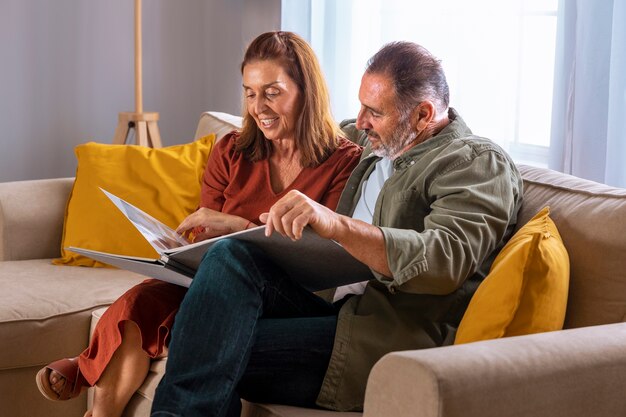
[356,72,417,160]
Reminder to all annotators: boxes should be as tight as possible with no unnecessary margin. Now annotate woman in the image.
[36,31,362,417]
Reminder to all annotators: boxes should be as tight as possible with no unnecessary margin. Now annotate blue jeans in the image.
[151,239,338,417]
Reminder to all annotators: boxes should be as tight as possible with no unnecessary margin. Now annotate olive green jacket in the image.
[316,109,523,411]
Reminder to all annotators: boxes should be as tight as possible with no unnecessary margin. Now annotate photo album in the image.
[69,189,372,290]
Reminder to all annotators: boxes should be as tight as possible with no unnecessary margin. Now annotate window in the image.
[282,0,558,166]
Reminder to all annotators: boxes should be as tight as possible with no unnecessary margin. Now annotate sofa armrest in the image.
[0,177,74,261]
[364,323,626,417]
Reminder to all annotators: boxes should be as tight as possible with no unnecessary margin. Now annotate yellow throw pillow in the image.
[53,135,216,267]
[455,206,569,344]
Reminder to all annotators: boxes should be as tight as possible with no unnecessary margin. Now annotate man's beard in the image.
[370,113,417,160]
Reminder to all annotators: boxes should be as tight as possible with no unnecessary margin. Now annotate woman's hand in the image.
[259,190,341,241]
[176,208,253,242]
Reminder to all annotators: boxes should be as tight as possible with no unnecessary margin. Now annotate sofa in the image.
[1,111,625,417]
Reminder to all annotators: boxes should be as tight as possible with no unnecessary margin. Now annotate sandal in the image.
[35,358,87,401]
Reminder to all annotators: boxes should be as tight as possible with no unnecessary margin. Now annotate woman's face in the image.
[242,60,303,142]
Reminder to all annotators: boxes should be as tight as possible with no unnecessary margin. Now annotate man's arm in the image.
[377,150,522,295]
[261,148,522,294]
[327,215,392,277]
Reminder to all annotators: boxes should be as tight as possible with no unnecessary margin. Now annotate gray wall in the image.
[0,0,280,182]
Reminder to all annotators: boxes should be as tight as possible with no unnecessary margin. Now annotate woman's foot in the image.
[36,357,87,401]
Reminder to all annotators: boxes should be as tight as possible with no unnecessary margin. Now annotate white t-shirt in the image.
[333,158,394,302]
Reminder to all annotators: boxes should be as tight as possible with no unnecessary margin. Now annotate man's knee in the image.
[202,238,261,264]
[193,239,270,291]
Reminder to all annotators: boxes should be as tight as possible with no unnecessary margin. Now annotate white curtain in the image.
[283,0,559,168]
[550,0,626,187]
[282,0,626,187]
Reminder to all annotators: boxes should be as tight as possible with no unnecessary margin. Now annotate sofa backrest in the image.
[516,165,626,329]
[5,113,623,330]
[0,177,74,261]
[194,111,243,142]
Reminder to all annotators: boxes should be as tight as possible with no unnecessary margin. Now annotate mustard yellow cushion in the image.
[455,206,570,344]
[53,135,216,267]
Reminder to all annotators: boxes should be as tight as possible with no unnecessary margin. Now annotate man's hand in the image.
[259,190,340,240]
[176,208,250,242]
[261,190,392,276]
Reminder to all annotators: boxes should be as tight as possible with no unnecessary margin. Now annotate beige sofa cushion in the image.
[0,177,73,261]
[90,308,362,417]
[0,259,144,370]
[194,111,243,141]
[517,165,626,328]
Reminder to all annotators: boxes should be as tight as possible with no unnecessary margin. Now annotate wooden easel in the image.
[112,0,162,148]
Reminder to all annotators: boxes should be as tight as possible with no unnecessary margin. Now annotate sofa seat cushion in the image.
[91,308,363,417]
[240,403,363,417]
[0,259,144,370]
[119,358,364,417]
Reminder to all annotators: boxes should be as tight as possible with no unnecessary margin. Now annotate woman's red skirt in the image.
[77,279,187,385]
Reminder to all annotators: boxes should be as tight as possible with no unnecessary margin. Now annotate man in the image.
[151,42,523,416]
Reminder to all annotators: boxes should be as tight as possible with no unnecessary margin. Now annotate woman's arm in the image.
[183,132,254,242]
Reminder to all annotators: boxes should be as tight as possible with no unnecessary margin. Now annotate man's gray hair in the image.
[366,42,449,117]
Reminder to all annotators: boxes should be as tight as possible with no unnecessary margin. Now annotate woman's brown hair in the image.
[236,31,341,167]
